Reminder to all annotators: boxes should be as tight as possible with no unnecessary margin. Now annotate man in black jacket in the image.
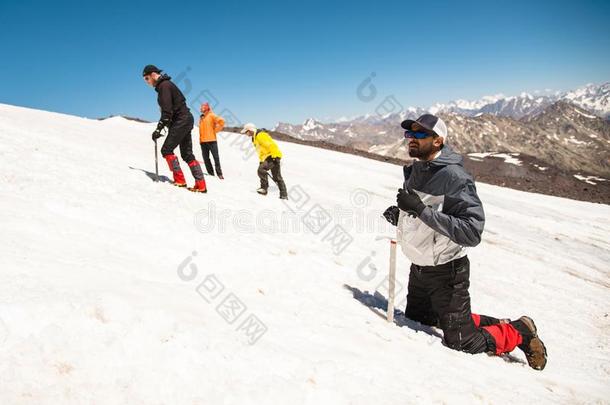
[143,65,207,192]
[383,113,547,370]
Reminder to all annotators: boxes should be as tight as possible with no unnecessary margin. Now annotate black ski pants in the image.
[405,256,497,354]
[200,141,223,176]
[160,113,196,162]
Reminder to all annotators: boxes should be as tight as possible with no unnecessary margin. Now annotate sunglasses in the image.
[404,130,432,139]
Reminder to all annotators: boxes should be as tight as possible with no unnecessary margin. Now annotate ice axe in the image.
[154,139,159,182]
[375,234,398,323]
[387,237,397,323]
[153,128,167,182]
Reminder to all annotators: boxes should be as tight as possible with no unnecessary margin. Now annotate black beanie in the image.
[142,65,162,76]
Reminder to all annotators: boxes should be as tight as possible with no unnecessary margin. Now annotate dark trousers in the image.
[405,256,498,354]
[160,114,196,162]
[200,141,222,176]
[258,157,287,197]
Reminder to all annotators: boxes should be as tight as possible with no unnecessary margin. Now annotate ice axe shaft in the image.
[154,139,159,182]
[387,239,397,323]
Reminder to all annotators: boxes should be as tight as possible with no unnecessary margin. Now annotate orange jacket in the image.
[199,111,225,143]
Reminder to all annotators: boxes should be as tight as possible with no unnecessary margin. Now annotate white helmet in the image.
[241,123,257,134]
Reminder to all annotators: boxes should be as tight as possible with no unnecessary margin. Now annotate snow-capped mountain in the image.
[474,93,555,118]
[431,92,554,119]
[429,83,610,119]
[427,83,609,119]
[562,82,610,119]
[274,83,610,177]
[429,94,507,116]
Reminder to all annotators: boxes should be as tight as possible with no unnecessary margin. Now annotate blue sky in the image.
[0,0,609,127]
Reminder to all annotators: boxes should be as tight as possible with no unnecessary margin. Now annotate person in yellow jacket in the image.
[199,102,225,179]
[241,123,288,199]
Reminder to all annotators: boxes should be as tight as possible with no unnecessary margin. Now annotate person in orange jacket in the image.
[199,102,226,179]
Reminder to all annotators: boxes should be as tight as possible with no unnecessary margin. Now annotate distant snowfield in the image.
[0,103,609,404]
[468,152,522,166]
[574,174,607,185]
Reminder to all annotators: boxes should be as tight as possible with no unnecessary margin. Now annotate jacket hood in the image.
[154,73,171,90]
[429,144,463,167]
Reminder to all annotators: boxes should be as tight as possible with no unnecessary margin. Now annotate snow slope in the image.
[0,103,609,404]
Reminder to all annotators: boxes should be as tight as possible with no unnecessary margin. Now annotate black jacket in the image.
[154,74,190,126]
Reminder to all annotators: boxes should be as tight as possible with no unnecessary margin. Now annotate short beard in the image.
[409,144,433,159]
[408,147,423,158]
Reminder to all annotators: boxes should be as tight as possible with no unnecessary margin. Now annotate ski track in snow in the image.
[0,103,609,404]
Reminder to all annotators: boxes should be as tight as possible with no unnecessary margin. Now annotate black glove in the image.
[156,119,170,131]
[151,129,163,141]
[396,188,426,217]
[383,205,400,226]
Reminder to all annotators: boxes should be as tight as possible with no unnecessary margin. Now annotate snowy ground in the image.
[0,103,609,404]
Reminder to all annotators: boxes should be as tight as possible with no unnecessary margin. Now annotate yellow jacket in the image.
[253,131,282,162]
[199,112,225,143]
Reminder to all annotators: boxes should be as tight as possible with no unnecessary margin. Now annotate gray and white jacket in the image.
[397,145,485,266]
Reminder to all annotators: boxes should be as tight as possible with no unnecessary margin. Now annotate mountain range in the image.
[429,83,610,119]
[275,83,610,178]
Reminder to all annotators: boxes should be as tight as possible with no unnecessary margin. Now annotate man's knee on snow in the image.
[442,329,487,354]
[442,330,465,351]
[440,313,490,354]
[440,312,470,351]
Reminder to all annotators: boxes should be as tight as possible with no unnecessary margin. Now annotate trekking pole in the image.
[387,238,397,323]
[154,139,159,182]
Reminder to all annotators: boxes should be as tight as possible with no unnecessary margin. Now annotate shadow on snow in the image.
[343,284,526,366]
[129,166,172,183]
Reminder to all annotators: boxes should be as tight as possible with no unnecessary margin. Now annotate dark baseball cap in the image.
[142,65,162,76]
[401,113,448,138]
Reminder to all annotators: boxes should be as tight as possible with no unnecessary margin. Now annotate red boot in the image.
[189,179,207,193]
[187,160,207,193]
[164,154,186,186]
